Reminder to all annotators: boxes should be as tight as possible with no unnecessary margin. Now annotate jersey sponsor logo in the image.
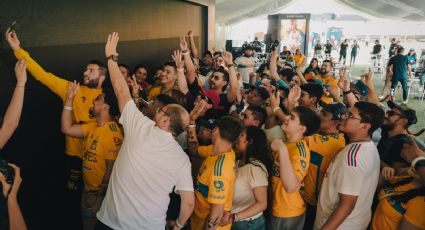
[213,180,224,190]
[209,194,225,200]
[83,150,97,163]
[271,164,280,177]
[347,144,361,167]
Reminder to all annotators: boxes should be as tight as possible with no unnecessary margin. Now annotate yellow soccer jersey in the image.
[317,74,338,104]
[301,133,346,206]
[147,86,161,101]
[81,122,123,190]
[192,145,236,230]
[372,176,425,230]
[271,140,310,218]
[15,48,102,158]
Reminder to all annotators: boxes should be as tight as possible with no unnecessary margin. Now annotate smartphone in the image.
[9,20,16,31]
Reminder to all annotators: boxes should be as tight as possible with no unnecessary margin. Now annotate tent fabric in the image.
[216,0,425,25]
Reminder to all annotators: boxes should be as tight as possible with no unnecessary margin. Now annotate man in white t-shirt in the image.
[235,44,256,89]
[314,101,384,230]
[96,32,194,230]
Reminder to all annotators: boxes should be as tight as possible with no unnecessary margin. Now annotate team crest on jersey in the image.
[300,159,307,169]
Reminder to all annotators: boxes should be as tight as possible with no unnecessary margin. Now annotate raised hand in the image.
[172,50,184,69]
[105,32,119,58]
[4,28,20,51]
[187,30,194,37]
[288,85,301,104]
[190,99,208,122]
[14,59,27,86]
[129,75,141,97]
[222,51,233,65]
[337,67,350,92]
[362,67,373,85]
[66,81,80,101]
[0,164,22,198]
[270,49,278,60]
[270,91,281,110]
[179,36,188,51]
[271,139,287,152]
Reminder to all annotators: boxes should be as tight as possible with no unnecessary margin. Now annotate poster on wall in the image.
[278,14,310,55]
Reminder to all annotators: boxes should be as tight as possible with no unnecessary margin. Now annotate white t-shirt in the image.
[97,101,194,230]
[314,141,379,230]
[235,56,255,84]
[231,161,268,221]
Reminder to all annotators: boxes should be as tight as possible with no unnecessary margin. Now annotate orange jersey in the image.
[81,122,123,190]
[301,133,346,206]
[192,145,236,230]
[15,48,102,158]
[372,176,425,230]
[317,74,338,104]
[271,140,310,218]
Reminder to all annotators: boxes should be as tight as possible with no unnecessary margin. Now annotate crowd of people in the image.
[0,26,425,230]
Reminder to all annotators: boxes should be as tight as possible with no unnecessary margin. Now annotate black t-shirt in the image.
[372,44,382,54]
[377,133,409,166]
[340,43,348,54]
[324,44,332,54]
[314,44,322,51]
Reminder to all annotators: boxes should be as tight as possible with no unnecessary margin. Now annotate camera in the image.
[0,159,15,184]
[270,40,280,52]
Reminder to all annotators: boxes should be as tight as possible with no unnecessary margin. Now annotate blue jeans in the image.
[390,77,408,101]
[232,215,266,230]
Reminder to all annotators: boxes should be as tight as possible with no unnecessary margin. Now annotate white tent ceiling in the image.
[215,0,425,25]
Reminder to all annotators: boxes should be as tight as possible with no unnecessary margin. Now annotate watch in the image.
[107,53,119,62]
[227,63,235,68]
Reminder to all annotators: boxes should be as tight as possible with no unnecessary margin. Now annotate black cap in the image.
[387,101,417,126]
[300,83,324,101]
[321,102,348,120]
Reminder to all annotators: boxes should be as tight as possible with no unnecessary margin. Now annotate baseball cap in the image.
[387,101,417,126]
[351,80,368,97]
[321,102,348,120]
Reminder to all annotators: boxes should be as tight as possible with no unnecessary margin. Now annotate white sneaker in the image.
[401,100,408,105]
[419,87,424,92]
[378,95,385,100]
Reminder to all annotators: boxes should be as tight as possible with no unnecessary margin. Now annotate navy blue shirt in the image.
[388,54,409,79]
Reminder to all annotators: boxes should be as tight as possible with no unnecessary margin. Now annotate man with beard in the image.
[235,44,256,89]
[5,29,106,229]
[378,101,417,181]
[187,51,238,121]
[61,83,123,230]
[315,60,339,104]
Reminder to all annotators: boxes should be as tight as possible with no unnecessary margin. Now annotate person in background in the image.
[372,40,382,59]
[388,47,411,104]
[350,40,359,66]
[406,48,417,72]
[324,40,332,58]
[235,44,256,89]
[292,49,306,68]
[339,39,348,65]
[118,63,130,82]
[314,39,322,58]
[220,126,270,230]
[303,58,320,81]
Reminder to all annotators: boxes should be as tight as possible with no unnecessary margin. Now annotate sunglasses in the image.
[386,110,404,118]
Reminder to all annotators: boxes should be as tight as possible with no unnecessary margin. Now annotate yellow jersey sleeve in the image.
[14,48,69,101]
[290,142,310,181]
[207,156,234,205]
[81,123,96,138]
[198,145,213,158]
[147,86,161,101]
[403,196,425,229]
[102,123,123,160]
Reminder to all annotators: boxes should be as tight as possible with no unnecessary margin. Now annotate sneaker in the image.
[378,95,385,100]
[401,100,408,105]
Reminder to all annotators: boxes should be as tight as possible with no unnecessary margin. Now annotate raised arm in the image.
[269,50,280,81]
[363,68,380,105]
[172,50,189,95]
[180,36,197,84]
[0,59,27,149]
[187,100,207,156]
[5,28,69,100]
[338,67,357,108]
[223,51,238,102]
[295,66,308,85]
[105,32,132,112]
[271,139,302,193]
[61,81,84,138]
[187,31,199,59]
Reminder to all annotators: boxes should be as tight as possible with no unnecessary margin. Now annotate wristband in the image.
[182,52,190,56]
[343,90,352,95]
[176,218,185,228]
[227,64,235,68]
[411,156,425,170]
[273,107,281,113]
[63,106,73,111]
[188,124,196,129]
